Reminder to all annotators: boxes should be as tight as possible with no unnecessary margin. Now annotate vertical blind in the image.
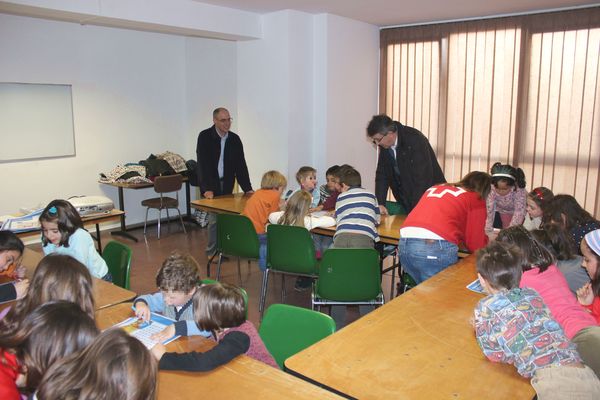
[380,7,600,217]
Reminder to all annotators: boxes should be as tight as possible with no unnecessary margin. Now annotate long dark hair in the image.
[39,199,83,247]
[531,223,577,261]
[451,171,491,199]
[0,254,95,336]
[490,162,526,189]
[0,301,98,394]
[496,225,555,273]
[37,329,157,400]
[543,194,598,230]
[0,231,24,254]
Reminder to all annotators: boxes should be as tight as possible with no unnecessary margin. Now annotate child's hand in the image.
[487,231,499,241]
[576,282,594,306]
[134,302,151,321]
[150,343,167,361]
[151,324,175,343]
[378,205,388,215]
[14,279,29,299]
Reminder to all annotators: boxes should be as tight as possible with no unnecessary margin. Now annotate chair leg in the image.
[390,253,397,300]
[143,207,149,235]
[216,253,223,281]
[281,275,286,302]
[157,209,162,239]
[237,257,242,285]
[175,208,187,234]
[259,269,270,320]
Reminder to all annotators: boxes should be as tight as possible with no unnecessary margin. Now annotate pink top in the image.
[520,265,597,339]
[220,320,278,368]
[485,186,527,233]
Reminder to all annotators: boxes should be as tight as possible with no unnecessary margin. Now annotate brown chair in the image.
[142,174,187,239]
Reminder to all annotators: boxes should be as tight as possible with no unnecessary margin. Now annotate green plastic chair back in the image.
[200,279,248,318]
[101,241,132,289]
[385,200,406,216]
[316,248,381,302]
[267,224,318,275]
[259,304,336,369]
[216,214,260,259]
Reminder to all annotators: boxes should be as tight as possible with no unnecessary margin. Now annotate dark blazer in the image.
[375,121,446,213]
[196,125,253,196]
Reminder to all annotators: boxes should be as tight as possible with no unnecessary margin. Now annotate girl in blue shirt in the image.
[40,199,111,281]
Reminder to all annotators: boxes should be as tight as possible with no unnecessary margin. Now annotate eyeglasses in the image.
[217,118,233,123]
[371,135,386,145]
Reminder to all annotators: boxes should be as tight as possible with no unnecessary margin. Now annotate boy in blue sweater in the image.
[134,252,210,341]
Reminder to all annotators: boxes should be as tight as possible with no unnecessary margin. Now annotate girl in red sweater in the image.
[578,229,600,324]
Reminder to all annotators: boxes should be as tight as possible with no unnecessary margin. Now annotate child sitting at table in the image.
[0,301,99,400]
[242,170,287,270]
[474,241,600,398]
[37,328,157,400]
[0,254,95,332]
[134,252,211,341]
[315,164,341,212]
[333,164,380,249]
[286,166,320,209]
[152,282,277,370]
[523,186,554,230]
[577,229,600,324]
[0,231,29,303]
[39,199,111,281]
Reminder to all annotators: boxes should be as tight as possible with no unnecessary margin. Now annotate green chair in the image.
[259,304,336,370]
[259,224,319,319]
[101,241,132,289]
[200,279,249,318]
[312,248,384,311]
[212,213,260,284]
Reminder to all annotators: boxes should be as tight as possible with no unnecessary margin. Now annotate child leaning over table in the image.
[151,282,277,370]
[473,241,600,399]
[133,252,211,341]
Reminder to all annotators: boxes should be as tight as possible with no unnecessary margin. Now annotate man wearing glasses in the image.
[366,114,445,215]
[197,107,253,260]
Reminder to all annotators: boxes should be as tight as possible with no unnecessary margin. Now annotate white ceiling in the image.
[194,0,598,27]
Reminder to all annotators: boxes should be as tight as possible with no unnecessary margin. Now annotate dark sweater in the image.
[0,282,16,303]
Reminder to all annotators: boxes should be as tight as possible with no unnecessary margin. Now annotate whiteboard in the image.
[0,83,75,162]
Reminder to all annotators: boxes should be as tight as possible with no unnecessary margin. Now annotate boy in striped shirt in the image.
[333,165,381,248]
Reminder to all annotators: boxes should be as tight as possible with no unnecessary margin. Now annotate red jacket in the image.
[402,185,488,252]
[0,350,21,400]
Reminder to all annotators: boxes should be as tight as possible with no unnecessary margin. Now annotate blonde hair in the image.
[260,170,287,190]
[295,166,316,185]
[278,191,311,227]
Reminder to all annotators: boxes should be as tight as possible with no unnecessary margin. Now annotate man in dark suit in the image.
[197,107,253,258]
[366,114,446,215]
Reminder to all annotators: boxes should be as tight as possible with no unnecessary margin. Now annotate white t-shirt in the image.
[268,211,335,230]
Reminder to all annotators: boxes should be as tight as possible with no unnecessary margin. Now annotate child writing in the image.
[37,328,157,400]
[39,199,111,281]
[286,166,320,209]
[241,170,287,270]
[0,301,99,400]
[0,231,29,303]
[134,252,211,341]
[497,225,600,378]
[485,162,527,240]
[0,254,95,334]
[474,241,600,398]
[523,186,554,230]
[577,229,600,324]
[333,164,380,249]
[152,282,277,370]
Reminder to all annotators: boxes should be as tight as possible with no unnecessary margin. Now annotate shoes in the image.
[294,277,313,292]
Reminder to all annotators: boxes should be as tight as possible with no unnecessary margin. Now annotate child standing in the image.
[37,329,157,400]
[39,199,110,281]
[242,170,287,270]
[577,229,600,324]
[523,186,554,230]
[0,301,99,400]
[485,162,527,240]
[134,252,211,341]
[287,166,320,209]
[474,241,600,399]
[152,282,277,370]
[333,165,380,249]
[0,231,29,303]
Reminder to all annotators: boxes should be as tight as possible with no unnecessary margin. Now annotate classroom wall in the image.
[0,13,209,224]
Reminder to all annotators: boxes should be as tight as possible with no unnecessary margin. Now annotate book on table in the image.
[113,312,180,349]
[466,278,485,294]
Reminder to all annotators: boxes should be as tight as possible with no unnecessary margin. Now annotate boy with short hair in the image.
[474,241,600,399]
[333,164,380,248]
[287,166,320,209]
[316,165,341,212]
[134,252,211,340]
[242,170,287,270]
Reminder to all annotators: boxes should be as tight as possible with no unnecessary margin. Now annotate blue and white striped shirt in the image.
[335,187,380,241]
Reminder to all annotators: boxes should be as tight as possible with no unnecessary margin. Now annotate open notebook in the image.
[113,312,180,349]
